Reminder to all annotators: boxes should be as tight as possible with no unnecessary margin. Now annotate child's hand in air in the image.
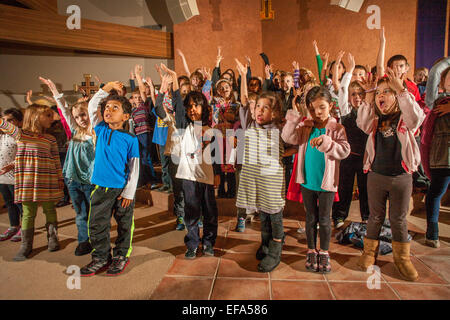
[117,196,133,208]
[310,137,323,148]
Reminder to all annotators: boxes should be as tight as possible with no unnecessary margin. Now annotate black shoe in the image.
[56,200,70,208]
[80,257,111,277]
[203,245,214,257]
[74,241,92,256]
[106,256,130,276]
[185,248,197,259]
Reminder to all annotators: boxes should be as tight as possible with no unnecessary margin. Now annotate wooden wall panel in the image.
[16,0,58,13]
[0,4,173,59]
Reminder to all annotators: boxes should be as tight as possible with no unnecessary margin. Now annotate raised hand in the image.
[94,75,102,84]
[26,90,33,105]
[313,40,320,56]
[386,67,405,94]
[202,67,212,81]
[245,55,251,66]
[292,61,300,71]
[216,46,224,66]
[235,58,248,77]
[177,49,185,58]
[264,64,271,79]
[336,50,345,64]
[345,53,356,73]
[134,64,143,77]
[38,77,59,96]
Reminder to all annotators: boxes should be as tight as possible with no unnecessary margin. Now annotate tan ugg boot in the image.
[46,223,60,252]
[357,238,379,271]
[392,241,419,282]
[13,228,34,261]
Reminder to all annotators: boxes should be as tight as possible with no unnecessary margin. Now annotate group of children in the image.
[0,27,449,281]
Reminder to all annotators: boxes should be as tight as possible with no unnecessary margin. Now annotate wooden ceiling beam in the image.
[15,0,58,14]
[0,4,173,59]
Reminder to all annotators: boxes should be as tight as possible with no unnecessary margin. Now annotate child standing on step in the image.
[356,70,425,282]
[40,77,96,256]
[0,104,64,261]
[236,89,286,273]
[81,81,140,276]
[0,108,23,243]
[282,86,350,274]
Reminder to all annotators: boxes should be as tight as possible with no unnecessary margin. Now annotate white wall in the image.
[0,0,172,110]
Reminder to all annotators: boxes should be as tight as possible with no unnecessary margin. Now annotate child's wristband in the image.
[365,87,377,93]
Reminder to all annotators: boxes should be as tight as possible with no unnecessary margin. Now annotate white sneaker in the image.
[425,239,440,248]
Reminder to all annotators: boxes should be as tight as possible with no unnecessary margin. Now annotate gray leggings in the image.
[366,172,412,242]
[302,187,335,251]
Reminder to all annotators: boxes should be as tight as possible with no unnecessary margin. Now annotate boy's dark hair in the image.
[387,55,408,68]
[305,86,333,108]
[101,95,133,117]
[371,66,377,75]
[249,77,262,86]
[178,75,190,86]
[3,108,23,122]
[183,91,211,126]
[329,60,346,81]
[354,65,368,73]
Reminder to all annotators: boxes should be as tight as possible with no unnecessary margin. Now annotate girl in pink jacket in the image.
[282,86,350,274]
[356,70,425,282]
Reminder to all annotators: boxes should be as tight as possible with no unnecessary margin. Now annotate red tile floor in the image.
[150,216,450,300]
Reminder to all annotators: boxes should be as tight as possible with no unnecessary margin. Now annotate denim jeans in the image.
[425,169,450,240]
[182,179,218,250]
[66,178,94,243]
[0,184,22,227]
[137,132,156,187]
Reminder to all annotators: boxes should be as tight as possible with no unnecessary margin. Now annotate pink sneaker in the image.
[10,228,21,242]
[0,227,19,241]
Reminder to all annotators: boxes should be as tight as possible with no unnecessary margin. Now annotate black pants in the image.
[302,187,335,251]
[88,186,135,260]
[219,172,236,197]
[168,157,184,218]
[332,154,369,221]
[182,180,218,250]
[259,210,284,240]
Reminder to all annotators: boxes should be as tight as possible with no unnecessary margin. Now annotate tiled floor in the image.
[150,216,450,300]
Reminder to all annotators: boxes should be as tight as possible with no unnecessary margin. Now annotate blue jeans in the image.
[425,169,450,240]
[66,178,94,243]
[0,184,22,227]
[137,133,156,187]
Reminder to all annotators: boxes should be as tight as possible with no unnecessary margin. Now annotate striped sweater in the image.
[0,119,63,203]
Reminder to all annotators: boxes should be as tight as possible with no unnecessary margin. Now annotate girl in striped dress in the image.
[235,91,286,273]
[0,104,64,261]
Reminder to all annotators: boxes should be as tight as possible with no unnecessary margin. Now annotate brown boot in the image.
[357,238,379,271]
[46,223,60,252]
[13,228,34,261]
[392,241,419,282]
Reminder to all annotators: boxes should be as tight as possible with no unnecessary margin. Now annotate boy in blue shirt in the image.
[81,81,140,277]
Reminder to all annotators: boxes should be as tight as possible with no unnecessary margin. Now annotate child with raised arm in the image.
[331,54,370,228]
[80,81,140,276]
[236,89,286,272]
[0,104,64,261]
[40,77,96,256]
[282,86,350,273]
[158,72,220,259]
[0,108,23,242]
[356,69,425,281]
